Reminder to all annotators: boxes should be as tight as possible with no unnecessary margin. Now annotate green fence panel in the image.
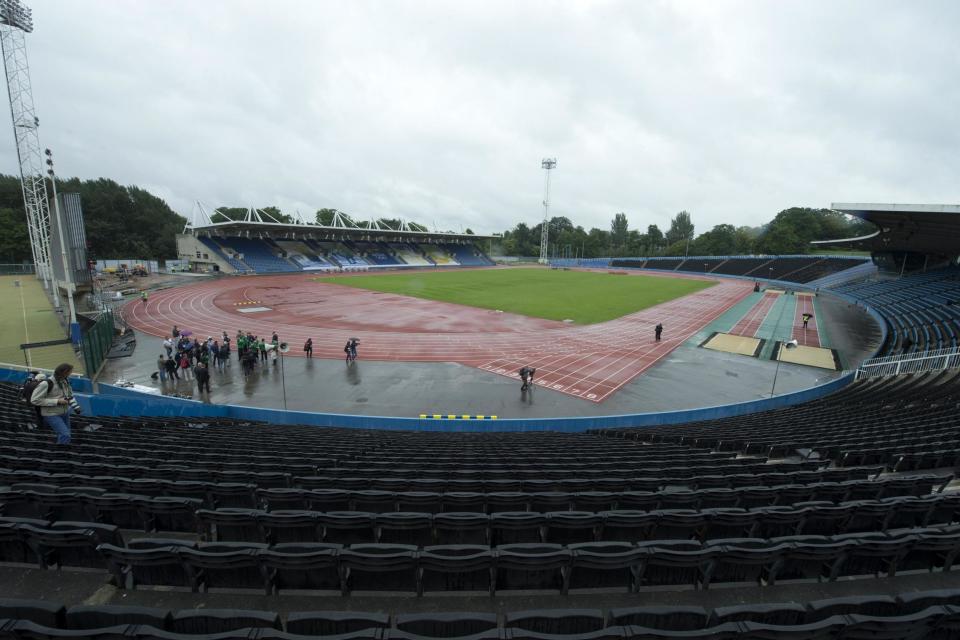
[81,311,114,377]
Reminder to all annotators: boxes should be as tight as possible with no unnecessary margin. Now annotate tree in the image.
[0,206,29,262]
[665,211,694,246]
[756,207,868,254]
[316,208,339,225]
[690,224,738,256]
[610,213,629,253]
[646,224,664,253]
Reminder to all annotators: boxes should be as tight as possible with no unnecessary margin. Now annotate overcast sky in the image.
[1,0,957,235]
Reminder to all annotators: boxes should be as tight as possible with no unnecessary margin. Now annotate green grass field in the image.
[314,268,714,324]
[0,275,83,373]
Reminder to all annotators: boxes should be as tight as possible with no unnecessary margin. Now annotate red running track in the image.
[792,295,822,347]
[124,272,753,403]
[729,292,778,337]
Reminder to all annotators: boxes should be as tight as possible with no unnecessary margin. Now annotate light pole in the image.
[45,148,76,326]
[538,158,556,264]
[770,339,799,396]
[277,341,289,410]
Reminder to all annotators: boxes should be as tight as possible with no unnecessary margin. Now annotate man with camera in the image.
[30,363,80,445]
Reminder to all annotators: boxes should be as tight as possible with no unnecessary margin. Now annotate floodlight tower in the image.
[0,0,57,304]
[538,158,556,264]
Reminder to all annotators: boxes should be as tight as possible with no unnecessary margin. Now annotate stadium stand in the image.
[351,242,403,266]
[196,237,251,273]
[443,244,495,266]
[311,241,369,268]
[216,238,300,273]
[390,243,434,266]
[831,268,960,355]
[675,259,728,274]
[273,240,337,271]
[420,244,457,265]
[588,256,872,283]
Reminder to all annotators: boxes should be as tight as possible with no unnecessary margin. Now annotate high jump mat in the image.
[701,332,764,357]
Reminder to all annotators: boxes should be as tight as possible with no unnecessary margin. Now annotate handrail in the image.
[855,346,960,379]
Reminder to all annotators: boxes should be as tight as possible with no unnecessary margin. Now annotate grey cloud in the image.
[0,0,955,237]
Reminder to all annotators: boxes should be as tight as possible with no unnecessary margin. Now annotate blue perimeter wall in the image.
[0,365,852,433]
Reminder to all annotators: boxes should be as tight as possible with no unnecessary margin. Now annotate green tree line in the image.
[0,171,874,263]
[0,174,187,261]
[498,207,874,258]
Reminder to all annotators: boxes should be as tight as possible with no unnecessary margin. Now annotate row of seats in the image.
[83,525,960,594]
[186,495,960,545]
[4,470,928,514]
[0,459,854,491]
[6,591,960,636]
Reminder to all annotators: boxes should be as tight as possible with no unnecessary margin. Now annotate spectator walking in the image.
[802,313,812,329]
[172,325,180,339]
[157,354,167,382]
[519,366,536,391]
[210,341,220,369]
[655,323,663,342]
[304,338,313,358]
[164,354,179,380]
[220,340,230,368]
[258,338,268,364]
[343,338,359,363]
[194,362,211,395]
[30,363,77,445]
[163,337,173,357]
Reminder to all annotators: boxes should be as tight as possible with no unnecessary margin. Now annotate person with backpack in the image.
[30,363,77,445]
[21,371,50,422]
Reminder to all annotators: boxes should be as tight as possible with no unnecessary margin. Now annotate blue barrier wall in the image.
[75,372,851,433]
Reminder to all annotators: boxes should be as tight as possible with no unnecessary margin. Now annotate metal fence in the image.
[0,263,35,275]
[855,346,960,379]
[80,310,115,378]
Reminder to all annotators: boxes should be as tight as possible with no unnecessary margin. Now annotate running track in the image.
[125,273,753,403]
[729,291,779,337]
[792,295,822,347]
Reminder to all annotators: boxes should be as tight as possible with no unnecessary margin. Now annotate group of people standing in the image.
[157,326,229,394]
[236,330,281,377]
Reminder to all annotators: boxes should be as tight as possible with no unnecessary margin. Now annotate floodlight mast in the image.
[0,0,57,304]
[538,158,556,265]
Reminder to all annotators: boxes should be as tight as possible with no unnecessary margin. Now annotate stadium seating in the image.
[389,243,434,266]
[273,240,336,271]
[589,256,871,284]
[311,241,370,267]
[216,238,301,273]
[4,367,960,631]
[196,237,251,273]
[351,242,403,266]
[831,267,960,355]
[443,244,494,266]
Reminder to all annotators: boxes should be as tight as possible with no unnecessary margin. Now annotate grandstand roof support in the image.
[0,0,57,305]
